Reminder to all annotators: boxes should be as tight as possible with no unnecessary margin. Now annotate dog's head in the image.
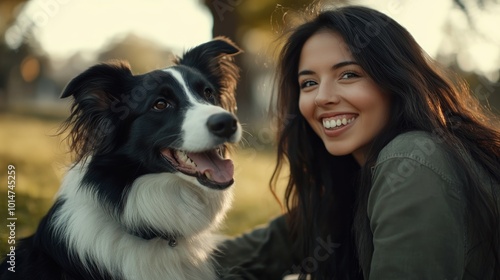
[60,37,242,190]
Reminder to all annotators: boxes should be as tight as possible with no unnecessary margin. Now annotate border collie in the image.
[0,37,242,280]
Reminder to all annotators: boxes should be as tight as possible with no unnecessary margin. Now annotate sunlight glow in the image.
[6,0,213,57]
[445,1,500,80]
[355,0,453,58]
[355,0,500,78]
[5,0,500,76]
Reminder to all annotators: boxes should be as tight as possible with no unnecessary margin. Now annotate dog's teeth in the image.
[175,150,197,168]
[204,171,213,180]
[177,151,185,159]
[186,158,196,168]
[175,150,184,161]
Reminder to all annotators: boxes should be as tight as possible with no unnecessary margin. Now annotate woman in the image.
[216,5,500,280]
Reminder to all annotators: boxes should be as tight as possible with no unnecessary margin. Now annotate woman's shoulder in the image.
[378,130,450,162]
[374,130,462,186]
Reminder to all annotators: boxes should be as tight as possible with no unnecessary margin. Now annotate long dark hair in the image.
[270,5,500,279]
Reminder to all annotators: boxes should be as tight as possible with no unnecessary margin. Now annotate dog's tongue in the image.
[187,151,234,183]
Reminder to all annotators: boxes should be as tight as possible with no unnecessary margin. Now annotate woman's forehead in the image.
[299,31,354,70]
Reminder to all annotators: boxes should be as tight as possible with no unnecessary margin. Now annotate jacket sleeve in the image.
[215,215,300,280]
[367,157,466,280]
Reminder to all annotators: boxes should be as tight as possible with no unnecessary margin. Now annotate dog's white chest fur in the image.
[53,166,233,280]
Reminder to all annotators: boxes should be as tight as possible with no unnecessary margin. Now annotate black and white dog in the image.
[0,37,242,280]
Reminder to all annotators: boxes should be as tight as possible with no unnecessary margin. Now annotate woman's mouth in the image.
[322,115,357,130]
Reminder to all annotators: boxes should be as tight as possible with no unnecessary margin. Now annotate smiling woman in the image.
[297,30,391,165]
[215,5,500,280]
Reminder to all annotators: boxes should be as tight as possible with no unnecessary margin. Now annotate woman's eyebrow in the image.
[332,60,359,70]
[298,61,360,77]
[298,69,315,77]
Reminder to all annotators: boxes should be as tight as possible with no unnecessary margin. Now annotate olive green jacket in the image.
[216,131,497,279]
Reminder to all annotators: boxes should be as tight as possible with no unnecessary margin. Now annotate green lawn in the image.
[0,112,286,255]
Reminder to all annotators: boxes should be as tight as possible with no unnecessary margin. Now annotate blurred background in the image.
[0,0,499,255]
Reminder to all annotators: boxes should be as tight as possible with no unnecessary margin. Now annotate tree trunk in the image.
[203,0,255,124]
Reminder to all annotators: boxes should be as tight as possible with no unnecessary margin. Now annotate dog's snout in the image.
[207,113,238,138]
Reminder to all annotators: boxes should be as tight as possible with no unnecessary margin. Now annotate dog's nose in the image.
[207,113,238,138]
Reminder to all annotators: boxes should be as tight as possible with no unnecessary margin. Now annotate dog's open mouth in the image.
[160,147,234,190]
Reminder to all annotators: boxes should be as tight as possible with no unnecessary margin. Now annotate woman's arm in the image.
[215,215,301,280]
[367,156,466,280]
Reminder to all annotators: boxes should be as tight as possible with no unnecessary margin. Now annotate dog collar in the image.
[166,236,178,247]
[129,229,180,247]
[148,233,179,247]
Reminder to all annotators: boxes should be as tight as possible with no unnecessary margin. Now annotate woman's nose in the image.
[314,81,340,106]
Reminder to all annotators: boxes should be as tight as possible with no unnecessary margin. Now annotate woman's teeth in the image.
[322,117,356,129]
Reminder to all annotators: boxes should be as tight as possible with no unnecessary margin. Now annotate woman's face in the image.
[298,30,390,165]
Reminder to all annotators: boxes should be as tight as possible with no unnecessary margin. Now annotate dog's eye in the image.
[152,99,172,111]
[204,88,215,101]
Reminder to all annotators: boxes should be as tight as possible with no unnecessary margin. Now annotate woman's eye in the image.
[340,72,360,79]
[300,80,317,89]
[152,99,173,111]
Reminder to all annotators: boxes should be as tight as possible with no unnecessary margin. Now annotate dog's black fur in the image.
[0,37,242,280]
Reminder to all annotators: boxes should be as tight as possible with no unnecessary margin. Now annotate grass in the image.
[0,112,287,256]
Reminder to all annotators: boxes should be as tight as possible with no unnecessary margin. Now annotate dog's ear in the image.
[60,60,132,100]
[59,61,133,163]
[176,36,241,67]
[176,36,242,112]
